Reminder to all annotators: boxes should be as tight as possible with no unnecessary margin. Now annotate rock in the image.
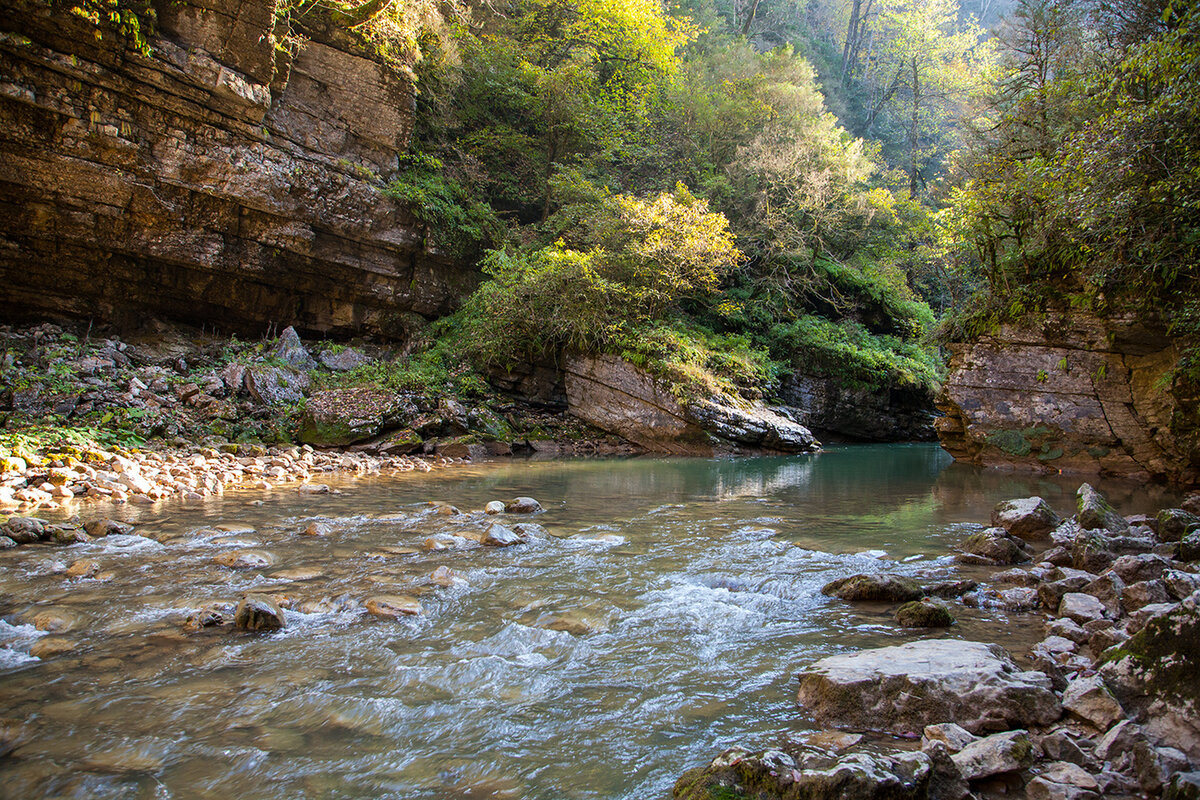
[796,730,864,752]
[1040,730,1096,769]
[1100,590,1200,761]
[1122,579,1170,611]
[1046,617,1089,644]
[1164,569,1200,600]
[269,327,317,371]
[235,595,285,631]
[64,558,101,578]
[484,500,506,515]
[1027,775,1100,800]
[481,524,522,547]
[895,599,954,628]
[298,388,401,446]
[673,745,934,800]
[1058,592,1107,624]
[1123,602,1174,635]
[923,723,979,753]
[319,347,371,372]
[0,536,16,549]
[298,483,331,495]
[213,549,276,569]
[365,594,421,618]
[795,640,1060,735]
[951,730,1034,781]
[959,527,1030,565]
[504,496,543,514]
[303,522,332,536]
[82,518,134,538]
[512,523,551,541]
[1039,762,1098,791]
[32,608,80,632]
[1071,530,1117,573]
[997,587,1039,610]
[47,525,91,545]
[3,517,46,543]
[1082,573,1124,617]
[1166,772,1200,800]
[992,497,1061,540]
[184,603,232,630]
[29,636,77,658]
[921,579,978,598]
[1094,720,1165,793]
[1077,484,1129,534]
[1039,576,1090,611]
[1111,553,1175,583]
[564,354,818,454]
[1177,531,1200,562]
[245,364,310,406]
[547,611,609,636]
[821,573,924,602]
[1156,509,1200,542]
[1061,675,1124,730]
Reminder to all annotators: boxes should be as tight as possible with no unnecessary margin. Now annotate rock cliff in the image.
[937,312,1199,484]
[0,0,476,338]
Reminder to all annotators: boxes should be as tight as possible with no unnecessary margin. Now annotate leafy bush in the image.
[384,153,503,261]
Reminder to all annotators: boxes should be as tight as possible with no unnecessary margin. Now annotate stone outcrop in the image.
[780,373,937,441]
[0,0,476,338]
[563,354,819,455]
[936,312,1198,483]
[795,640,1061,736]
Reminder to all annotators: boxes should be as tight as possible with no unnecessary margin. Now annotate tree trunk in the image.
[842,0,863,76]
[909,58,920,195]
[741,0,763,36]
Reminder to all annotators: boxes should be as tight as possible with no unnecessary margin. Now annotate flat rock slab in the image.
[796,640,1061,736]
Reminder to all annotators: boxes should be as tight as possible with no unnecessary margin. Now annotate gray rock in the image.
[1157,509,1200,543]
[318,347,370,372]
[1178,531,1200,562]
[1082,573,1124,617]
[1071,530,1117,573]
[0,535,16,549]
[1101,590,1200,761]
[1025,776,1099,800]
[992,497,1061,540]
[795,640,1060,736]
[895,599,954,628]
[1164,570,1200,600]
[1039,761,1099,790]
[246,363,310,406]
[959,526,1031,565]
[1165,772,1200,800]
[1061,675,1124,730]
[1110,553,1175,584]
[235,594,285,631]
[950,730,1035,781]
[270,326,317,371]
[83,519,134,538]
[3,517,46,544]
[1059,592,1107,624]
[1039,576,1090,611]
[1039,730,1097,769]
[923,723,978,753]
[1077,484,1129,534]
[997,586,1039,610]
[1095,720,1165,793]
[821,573,924,602]
[1046,617,1089,644]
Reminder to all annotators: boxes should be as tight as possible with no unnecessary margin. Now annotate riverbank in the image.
[675,483,1200,800]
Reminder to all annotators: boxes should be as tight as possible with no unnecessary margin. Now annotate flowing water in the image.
[0,445,1180,799]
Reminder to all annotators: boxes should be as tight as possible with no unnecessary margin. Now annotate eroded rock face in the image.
[778,373,936,442]
[563,354,818,455]
[795,640,1061,736]
[0,0,476,338]
[936,313,1198,484]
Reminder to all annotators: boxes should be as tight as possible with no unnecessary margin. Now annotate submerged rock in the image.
[795,640,1060,735]
[821,574,923,602]
[895,599,954,628]
[365,594,422,618]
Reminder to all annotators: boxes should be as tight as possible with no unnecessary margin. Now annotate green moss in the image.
[986,429,1032,456]
[1038,444,1065,461]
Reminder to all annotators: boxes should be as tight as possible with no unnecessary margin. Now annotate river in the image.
[0,444,1179,799]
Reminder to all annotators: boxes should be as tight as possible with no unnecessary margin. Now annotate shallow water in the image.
[0,445,1179,799]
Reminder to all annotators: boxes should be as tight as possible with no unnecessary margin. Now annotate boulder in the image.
[673,745,936,800]
[1122,580,1170,612]
[1177,531,1200,562]
[1156,509,1200,543]
[504,496,543,514]
[1071,530,1117,573]
[298,388,401,446]
[992,497,1061,541]
[365,594,421,618]
[1061,675,1124,730]
[795,640,1060,736]
[484,500,506,515]
[3,517,46,543]
[895,600,954,628]
[318,347,370,372]
[959,527,1030,565]
[1082,573,1124,617]
[1077,484,1129,534]
[1101,590,1200,761]
[1166,772,1200,800]
[1164,570,1200,600]
[922,723,978,753]
[821,574,924,603]
[82,519,134,538]
[235,595,285,631]
[1058,593,1107,624]
[270,327,317,371]
[950,730,1034,781]
[481,524,522,547]
[1110,553,1175,584]
[246,364,310,406]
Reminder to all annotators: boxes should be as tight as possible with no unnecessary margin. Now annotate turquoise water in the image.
[0,445,1176,799]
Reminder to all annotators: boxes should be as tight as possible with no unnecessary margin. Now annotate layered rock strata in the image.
[0,0,475,337]
[937,312,1199,484]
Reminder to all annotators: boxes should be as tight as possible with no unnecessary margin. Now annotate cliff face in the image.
[0,0,476,338]
[937,312,1199,484]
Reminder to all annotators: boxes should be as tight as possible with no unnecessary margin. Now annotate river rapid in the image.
[0,444,1180,799]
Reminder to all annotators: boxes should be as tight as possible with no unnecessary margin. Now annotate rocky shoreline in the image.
[675,484,1200,800]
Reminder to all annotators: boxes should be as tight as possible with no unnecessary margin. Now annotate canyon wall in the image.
[0,0,475,338]
[937,312,1199,484]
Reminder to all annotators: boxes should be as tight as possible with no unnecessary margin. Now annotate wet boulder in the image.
[795,640,1060,736]
[673,744,936,800]
[481,523,522,547]
[235,595,285,631]
[2,517,46,544]
[951,730,1034,781]
[958,527,1031,565]
[1156,509,1200,543]
[1076,484,1129,534]
[895,599,954,628]
[365,594,422,618]
[821,573,924,603]
[992,497,1061,541]
[1059,593,1107,624]
[1176,531,1200,562]
[504,496,543,514]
